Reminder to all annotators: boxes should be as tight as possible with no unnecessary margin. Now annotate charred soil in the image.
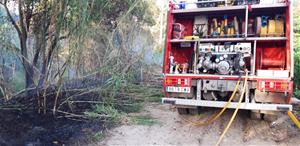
[0,110,107,146]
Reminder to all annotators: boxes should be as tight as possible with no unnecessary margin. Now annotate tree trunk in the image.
[37,38,56,88]
[20,34,35,89]
[24,61,35,89]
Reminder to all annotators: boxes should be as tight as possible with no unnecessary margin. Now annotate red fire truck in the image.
[162,0,294,119]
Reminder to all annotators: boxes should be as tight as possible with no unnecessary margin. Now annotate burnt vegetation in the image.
[0,0,165,145]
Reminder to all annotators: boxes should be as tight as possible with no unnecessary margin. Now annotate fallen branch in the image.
[51,109,88,119]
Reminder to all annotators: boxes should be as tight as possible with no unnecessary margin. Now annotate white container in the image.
[186,0,197,9]
[257,70,289,78]
[274,70,289,78]
[257,70,274,77]
[259,0,275,4]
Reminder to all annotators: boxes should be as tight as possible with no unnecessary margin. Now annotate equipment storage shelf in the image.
[246,4,287,38]
[165,0,292,80]
[167,1,290,76]
[170,38,245,43]
[246,37,287,41]
[172,3,288,14]
[172,5,246,14]
[250,3,288,9]
[170,37,287,43]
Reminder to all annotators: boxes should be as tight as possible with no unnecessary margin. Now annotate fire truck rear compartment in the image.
[164,78,292,112]
[163,1,294,113]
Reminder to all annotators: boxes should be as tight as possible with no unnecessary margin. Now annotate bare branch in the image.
[0,0,7,5]
[0,0,23,37]
[18,0,27,37]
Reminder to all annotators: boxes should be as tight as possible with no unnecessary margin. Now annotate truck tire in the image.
[263,113,278,122]
[250,111,262,120]
[188,108,199,115]
[177,108,189,115]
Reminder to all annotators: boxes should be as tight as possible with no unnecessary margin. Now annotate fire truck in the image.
[162,0,294,119]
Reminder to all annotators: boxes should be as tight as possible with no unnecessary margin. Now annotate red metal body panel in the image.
[285,1,293,103]
[172,43,194,64]
[285,3,292,72]
[163,4,173,74]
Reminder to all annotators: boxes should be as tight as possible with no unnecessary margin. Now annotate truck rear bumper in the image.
[162,98,293,111]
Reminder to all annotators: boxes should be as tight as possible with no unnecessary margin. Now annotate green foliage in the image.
[145,94,164,103]
[104,72,134,91]
[1,0,161,127]
[93,131,104,141]
[130,115,158,126]
[0,8,18,51]
[295,51,300,89]
[87,130,104,142]
[101,71,136,107]
[294,3,300,91]
[1,0,156,90]
[118,100,143,113]
[114,83,163,113]
[94,132,104,141]
[293,89,300,98]
[126,83,164,103]
[11,71,25,92]
[85,104,121,122]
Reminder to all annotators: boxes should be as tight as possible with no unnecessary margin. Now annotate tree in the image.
[294,1,300,92]
[0,0,155,88]
[0,0,93,90]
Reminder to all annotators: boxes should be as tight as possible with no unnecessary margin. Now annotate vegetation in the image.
[85,83,164,122]
[0,1,167,144]
[294,1,300,97]
[0,0,299,145]
[0,0,164,109]
[85,104,121,122]
[130,115,158,126]
[93,131,104,141]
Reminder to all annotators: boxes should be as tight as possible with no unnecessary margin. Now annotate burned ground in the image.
[0,110,107,146]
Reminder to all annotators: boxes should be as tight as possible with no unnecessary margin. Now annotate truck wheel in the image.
[263,114,278,122]
[177,108,189,115]
[250,111,262,120]
[188,108,199,115]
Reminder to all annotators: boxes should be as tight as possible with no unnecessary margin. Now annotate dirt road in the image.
[96,103,300,146]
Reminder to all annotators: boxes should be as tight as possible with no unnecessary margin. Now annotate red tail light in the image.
[165,78,191,87]
[258,81,290,92]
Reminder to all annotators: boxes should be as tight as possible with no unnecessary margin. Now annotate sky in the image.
[156,0,168,9]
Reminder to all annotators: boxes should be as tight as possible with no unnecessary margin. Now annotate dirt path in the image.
[96,103,300,146]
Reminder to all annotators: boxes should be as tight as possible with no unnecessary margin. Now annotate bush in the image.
[295,51,300,99]
[11,71,25,93]
[294,89,300,98]
[85,104,121,122]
